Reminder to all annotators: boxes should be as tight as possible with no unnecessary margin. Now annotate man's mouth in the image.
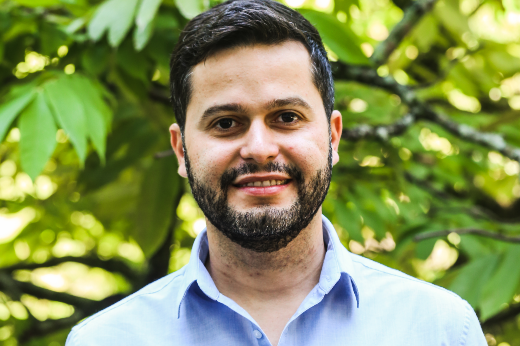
[232,173,293,190]
[236,179,290,188]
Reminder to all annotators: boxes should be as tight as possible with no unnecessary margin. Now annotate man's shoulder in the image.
[67,267,186,345]
[350,252,463,303]
[338,252,485,345]
[349,252,478,339]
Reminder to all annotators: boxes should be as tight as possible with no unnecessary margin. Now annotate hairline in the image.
[180,39,330,134]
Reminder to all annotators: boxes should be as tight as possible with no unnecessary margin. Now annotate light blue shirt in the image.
[66,215,486,345]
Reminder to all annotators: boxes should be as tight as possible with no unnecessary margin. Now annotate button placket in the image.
[251,324,272,346]
[253,330,262,339]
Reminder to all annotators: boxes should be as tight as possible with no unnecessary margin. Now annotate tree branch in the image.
[332,62,520,162]
[332,63,416,105]
[19,311,86,344]
[0,270,129,344]
[6,185,186,343]
[406,165,520,223]
[154,149,175,159]
[0,275,95,308]
[0,272,22,301]
[411,47,483,90]
[422,109,520,162]
[342,113,415,141]
[2,256,142,285]
[371,0,439,66]
[19,293,128,344]
[429,206,520,224]
[413,229,520,243]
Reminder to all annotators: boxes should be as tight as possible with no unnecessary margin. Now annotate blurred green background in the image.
[0,0,520,344]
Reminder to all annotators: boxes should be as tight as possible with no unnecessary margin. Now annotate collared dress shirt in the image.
[66,215,487,346]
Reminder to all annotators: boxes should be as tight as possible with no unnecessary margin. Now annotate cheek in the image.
[187,139,238,179]
[282,133,329,171]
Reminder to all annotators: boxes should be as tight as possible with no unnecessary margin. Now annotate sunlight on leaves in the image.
[0,208,36,243]
[419,128,458,156]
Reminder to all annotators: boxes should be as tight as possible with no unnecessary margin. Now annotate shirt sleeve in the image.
[459,300,487,346]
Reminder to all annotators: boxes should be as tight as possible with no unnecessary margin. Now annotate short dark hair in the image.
[169,0,334,132]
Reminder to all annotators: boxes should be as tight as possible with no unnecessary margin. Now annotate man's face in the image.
[170,41,342,252]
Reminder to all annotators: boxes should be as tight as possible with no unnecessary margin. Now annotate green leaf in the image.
[78,117,158,191]
[300,10,369,65]
[107,0,139,47]
[18,92,58,181]
[88,0,140,47]
[87,0,113,41]
[459,234,491,260]
[43,76,88,164]
[3,19,38,42]
[0,243,20,268]
[68,75,111,163]
[332,199,363,243]
[335,81,396,126]
[0,86,36,143]
[14,0,60,6]
[352,185,389,238]
[82,44,110,76]
[65,18,86,35]
[415,237,436,260]
[448,254,499,308]
[133,18,154,51]
[117,40,150,82]
[480,244,520,320]
[410,15,438,52]
[175,0,207,19]
[433,0,470,40]
[40,22,69,57]
[448,65,480,97]
[131,157,180,257]
[504,0,520,11]
[135,0,162,29]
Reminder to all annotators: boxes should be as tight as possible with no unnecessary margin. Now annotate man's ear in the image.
[330,110,342,166]
[169,124,188,178]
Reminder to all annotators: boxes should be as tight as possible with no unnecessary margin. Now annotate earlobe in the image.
[169,123,188,178]
[178,163,187,178]
[330,110,342,166]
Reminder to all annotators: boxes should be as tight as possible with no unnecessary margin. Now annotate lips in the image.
[237,179,289,187]
[232,173,292,188]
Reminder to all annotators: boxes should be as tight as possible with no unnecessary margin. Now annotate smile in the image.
[237,179,289,187]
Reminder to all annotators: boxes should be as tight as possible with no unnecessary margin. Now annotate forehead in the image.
[186,41,322,121]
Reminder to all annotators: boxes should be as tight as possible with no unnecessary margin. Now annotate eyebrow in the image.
[200,97,312,122]
[201,103,249,121]
[266,97,312,111]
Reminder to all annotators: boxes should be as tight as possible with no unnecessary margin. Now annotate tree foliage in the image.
[1,0,520,344]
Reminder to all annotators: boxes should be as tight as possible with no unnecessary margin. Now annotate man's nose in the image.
[239,120,279,164]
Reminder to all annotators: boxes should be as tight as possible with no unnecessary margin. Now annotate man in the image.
[66,1,487,345]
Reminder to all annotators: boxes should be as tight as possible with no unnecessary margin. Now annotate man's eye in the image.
[278,112,298,123]
[216,118,235,129]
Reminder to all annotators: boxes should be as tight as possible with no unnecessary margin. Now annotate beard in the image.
[184,147,332,253]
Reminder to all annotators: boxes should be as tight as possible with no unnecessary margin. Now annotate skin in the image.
[170,41,342,346]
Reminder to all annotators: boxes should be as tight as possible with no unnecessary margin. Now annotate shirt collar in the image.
[320,215,360,307]
[175,214,360,318]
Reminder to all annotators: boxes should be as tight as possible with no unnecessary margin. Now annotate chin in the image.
[229,199,294,211]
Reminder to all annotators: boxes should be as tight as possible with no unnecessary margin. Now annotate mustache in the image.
[220,162,304,191]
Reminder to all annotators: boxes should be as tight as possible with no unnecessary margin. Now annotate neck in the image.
[205,211,325,301]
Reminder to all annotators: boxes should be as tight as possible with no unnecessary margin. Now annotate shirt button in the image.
[325,275,331,281]
[253,330,262,339]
